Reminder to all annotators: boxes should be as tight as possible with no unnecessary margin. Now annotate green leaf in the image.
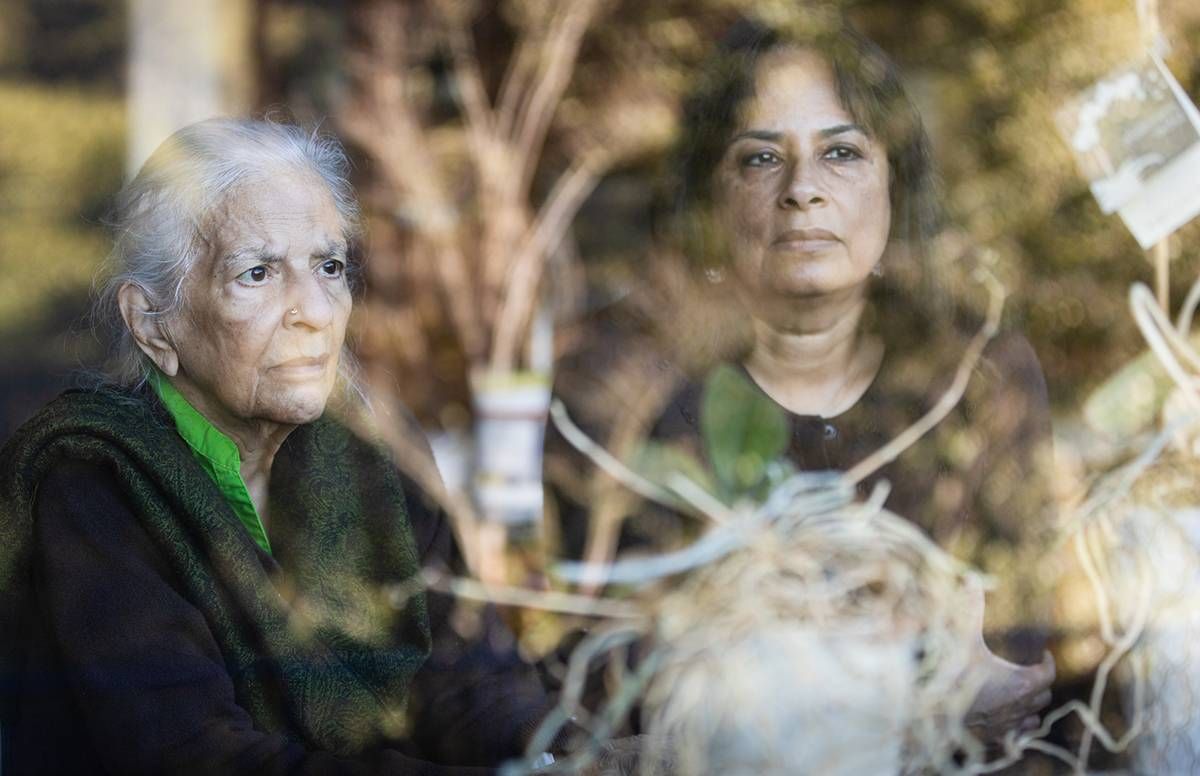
[700,364,789,498]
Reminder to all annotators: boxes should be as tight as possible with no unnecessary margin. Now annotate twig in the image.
[1071,424,1176,528]
[513,0,603,194]
[1131,282,1200,408]
[513,639,660,776]
[338,27,486,361]
[478,1,604,363]
[421,568,644,619]
[1074,529,1116,645]
[340,389,484,575]
[666,473,736,525]
[845,269,1005,485]
[491,150,607,371]
[496,36,537,139]
[1175,273,1200,334]
[578,364,683,592]
[1154,239,1170,312]
[1075,558,1152,769]
[554,514,767,586]
[438,6,495,140]
[549,399,687,513]
[438,0,506,261]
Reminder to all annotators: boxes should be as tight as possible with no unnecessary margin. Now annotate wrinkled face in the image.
[715,47,892,301]
[169,173,352,430]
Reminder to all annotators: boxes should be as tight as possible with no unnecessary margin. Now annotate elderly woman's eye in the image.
[319,259,345,278]
[237,265,269,284]
[742,150,783,168]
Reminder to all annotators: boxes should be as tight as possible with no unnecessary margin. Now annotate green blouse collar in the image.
[150,370,273,555]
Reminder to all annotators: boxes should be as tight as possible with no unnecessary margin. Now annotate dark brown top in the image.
[546,302,1055,661]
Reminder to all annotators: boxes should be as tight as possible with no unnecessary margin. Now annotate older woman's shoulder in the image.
[1,386,174,473]
[11,384,161,432]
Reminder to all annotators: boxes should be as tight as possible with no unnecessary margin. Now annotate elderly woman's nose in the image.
[778,161,827,210]
[286,273,336,329]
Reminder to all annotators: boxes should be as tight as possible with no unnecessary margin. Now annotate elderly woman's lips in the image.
[269,356,329,376]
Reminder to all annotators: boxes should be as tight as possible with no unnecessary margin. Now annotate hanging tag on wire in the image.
[1135,0,1170,57]
[1056,52,1200,249]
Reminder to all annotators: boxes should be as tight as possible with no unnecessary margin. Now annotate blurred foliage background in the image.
[2,0,1198,435]
[0,0,125,438]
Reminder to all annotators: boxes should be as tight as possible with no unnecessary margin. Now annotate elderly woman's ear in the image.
[117,282,179,377]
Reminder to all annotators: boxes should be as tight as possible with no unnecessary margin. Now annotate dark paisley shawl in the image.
[0,387,431,754]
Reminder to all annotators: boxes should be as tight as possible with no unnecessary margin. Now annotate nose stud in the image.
[289,307,299,316]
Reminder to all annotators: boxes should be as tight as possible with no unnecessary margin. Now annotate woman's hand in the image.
[962,585,1056,743]
[965,649,1056,742]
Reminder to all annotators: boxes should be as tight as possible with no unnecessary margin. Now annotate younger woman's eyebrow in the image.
[731,124,868,143]
[730,129,784,143]
[819,123,867,138]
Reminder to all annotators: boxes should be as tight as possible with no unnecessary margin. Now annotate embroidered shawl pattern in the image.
[0,388,431,754]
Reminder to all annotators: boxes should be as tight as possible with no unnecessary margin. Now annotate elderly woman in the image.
[0,119,549,774]
[547,19,1056,745]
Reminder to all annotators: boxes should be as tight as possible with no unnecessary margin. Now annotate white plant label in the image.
[471,372,552,524]
[1057,55,1200,248]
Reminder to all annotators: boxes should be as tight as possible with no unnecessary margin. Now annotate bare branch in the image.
[338,17,487,362]
[549,400,680,509]
[434,242,488,363]
[496,36,538,139]
[421,567,645,619]
[512,0,604,196]
[436,3,496,144]
[845,268,1006,485]
[476,158,529,346]
[490,149,608,371]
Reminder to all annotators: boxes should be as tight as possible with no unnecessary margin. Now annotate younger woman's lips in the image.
[773,236,840,253]
[773,228,841,253]
[774,228,840,244]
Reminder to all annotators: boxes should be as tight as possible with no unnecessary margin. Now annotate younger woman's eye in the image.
[742,149,783,168]
[237,265,269,284]
[319,259,345,278]
[823,145,864,162]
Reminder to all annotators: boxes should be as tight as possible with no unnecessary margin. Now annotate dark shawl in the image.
[0,387,433,760]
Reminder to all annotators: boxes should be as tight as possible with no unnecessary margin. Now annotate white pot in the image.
[470,370,552,525]
[643,625,913,775]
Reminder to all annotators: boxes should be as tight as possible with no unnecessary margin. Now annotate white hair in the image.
[95,118,361,387]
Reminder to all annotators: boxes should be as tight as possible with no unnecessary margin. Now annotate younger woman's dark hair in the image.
[665,17,941,285]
